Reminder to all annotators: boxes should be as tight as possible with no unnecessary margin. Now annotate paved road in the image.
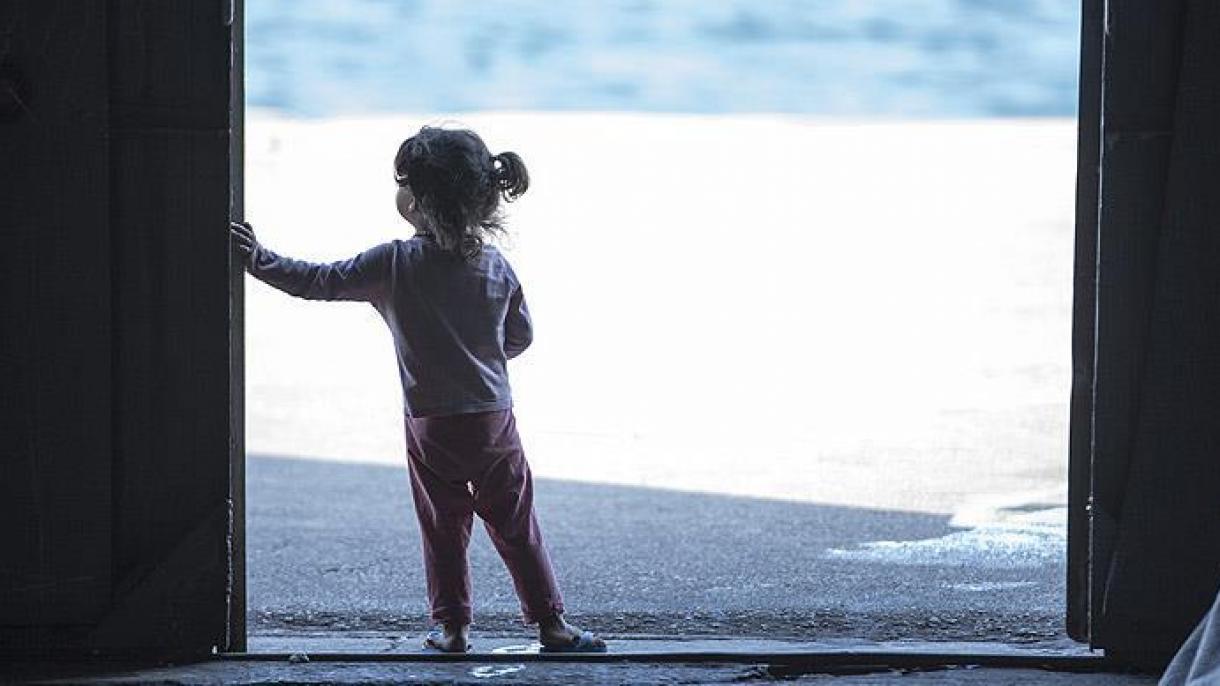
[247,453,1067,644]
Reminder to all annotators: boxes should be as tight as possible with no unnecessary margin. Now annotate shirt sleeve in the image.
[247,241,392,303]
[503,285,533,359]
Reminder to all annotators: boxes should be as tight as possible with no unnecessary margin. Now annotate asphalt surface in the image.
[247,453,1067,644]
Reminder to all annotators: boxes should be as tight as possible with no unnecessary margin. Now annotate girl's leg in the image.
[471,415,565,625]
[405,438,477,627]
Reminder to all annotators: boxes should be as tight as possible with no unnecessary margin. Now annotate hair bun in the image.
[491,151,530,202]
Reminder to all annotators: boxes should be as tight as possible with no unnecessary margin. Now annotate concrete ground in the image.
[248,452,1066,642]
[6,663,1159,685]
[9,644,1158,686]
[10,664,1159,685]
[10,636,1156,685]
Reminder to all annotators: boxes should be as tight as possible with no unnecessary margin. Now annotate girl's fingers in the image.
[229,231,255,254]
[229,220,256,236]
[228,222,259,262]
[229,222,257,248]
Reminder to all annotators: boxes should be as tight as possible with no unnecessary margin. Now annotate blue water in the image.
[247,0,1080,118]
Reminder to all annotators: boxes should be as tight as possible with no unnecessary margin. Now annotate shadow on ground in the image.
[248,454,1066,643]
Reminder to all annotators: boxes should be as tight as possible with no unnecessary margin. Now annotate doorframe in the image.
[1066,0,1102,644]
[226,0,247,654]
[218,0,1103,657]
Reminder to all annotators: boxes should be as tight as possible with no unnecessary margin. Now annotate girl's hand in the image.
[230,220,258,258]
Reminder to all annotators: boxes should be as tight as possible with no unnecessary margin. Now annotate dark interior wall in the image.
[102,0,234,651]
[1074,0,1220,660]
[0,1,241,655]
[0,1,114,629]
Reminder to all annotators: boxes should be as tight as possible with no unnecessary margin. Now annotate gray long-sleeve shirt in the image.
[247,234,532,418]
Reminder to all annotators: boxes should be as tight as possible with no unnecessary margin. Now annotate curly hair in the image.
[393,126,530,259]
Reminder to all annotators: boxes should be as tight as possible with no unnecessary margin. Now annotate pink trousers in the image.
[403,408,564,626]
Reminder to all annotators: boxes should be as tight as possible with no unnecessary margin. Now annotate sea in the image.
[246,0,1081,119]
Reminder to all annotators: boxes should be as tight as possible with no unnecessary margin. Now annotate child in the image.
[230,125,606,654]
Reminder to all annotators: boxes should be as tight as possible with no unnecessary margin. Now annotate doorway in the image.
[239,0,1082,651]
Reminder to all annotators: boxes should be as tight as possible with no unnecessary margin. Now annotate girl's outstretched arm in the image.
[230,220,390,303]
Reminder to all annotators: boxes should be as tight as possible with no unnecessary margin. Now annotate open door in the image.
[0,1,244,656]
[1068,0,1220,664]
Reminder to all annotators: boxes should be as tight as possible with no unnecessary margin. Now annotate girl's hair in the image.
[393,126,529,259]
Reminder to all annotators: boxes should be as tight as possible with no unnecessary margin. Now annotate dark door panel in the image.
[1069,0,1220,664]
[0,0,243,655]
[0,1,112,627]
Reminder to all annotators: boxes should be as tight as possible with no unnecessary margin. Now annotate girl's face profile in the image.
[396,184,419,227]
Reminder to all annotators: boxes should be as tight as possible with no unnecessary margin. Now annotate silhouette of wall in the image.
[1071,0,1220,664]
[0,1,243,656]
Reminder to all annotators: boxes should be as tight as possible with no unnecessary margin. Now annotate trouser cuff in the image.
[521,601,566,625]
[431,605,473,626]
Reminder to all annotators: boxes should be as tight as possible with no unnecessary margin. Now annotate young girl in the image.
[230,126,606,654]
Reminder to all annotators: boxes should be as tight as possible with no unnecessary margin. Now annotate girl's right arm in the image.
[230,221,391,303]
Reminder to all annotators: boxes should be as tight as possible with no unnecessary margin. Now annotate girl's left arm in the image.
[231,221,391,303]
[503,285,533,359]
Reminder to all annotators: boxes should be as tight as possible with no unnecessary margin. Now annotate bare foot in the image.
[424,622,470,652]
[538,613,606,651]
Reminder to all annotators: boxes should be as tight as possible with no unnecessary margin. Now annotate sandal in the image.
[540,629,607,653]
[422,628,472,653]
